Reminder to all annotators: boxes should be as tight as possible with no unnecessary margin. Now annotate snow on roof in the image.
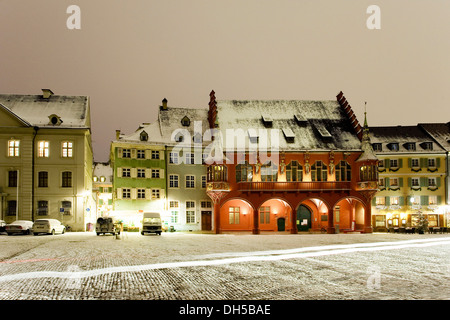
[0,94,90,128]
[419,123,450,152]
[216,100,362,152]
[370,125,446,153]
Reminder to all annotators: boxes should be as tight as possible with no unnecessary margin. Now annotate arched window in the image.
[336,161,351,181]
[286,160,303,182]
[311,161,327,182]
[236,161,253,182]
[261,161,278,182]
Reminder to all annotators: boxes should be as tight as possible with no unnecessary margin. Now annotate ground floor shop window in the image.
[375,215,386,227]
[428,214,438,227]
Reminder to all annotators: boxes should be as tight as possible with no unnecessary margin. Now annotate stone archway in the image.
[333,196,367,233]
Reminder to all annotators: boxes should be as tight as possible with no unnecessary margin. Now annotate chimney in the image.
[161,98,168,110]
[116,130,121,140]
[42,89,54,99]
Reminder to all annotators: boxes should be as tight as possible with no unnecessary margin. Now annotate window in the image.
[137,188,146,199]
[122,188,131,199]
[405,143,416,151]
[169,175,179,188]
[229,207,240,224]
[410,195,420,205]
[100,176,106,182]
[427,158,436,168]
[37,201,48,216]
[7,200,17,216]
[62,201,72,215]
[388,143,399,151]
[152,189,160,199]
[170,201,179,223]
[378,178,385,187]
[390,196,399,205]
[201,175,207,189]
[137,149,145,159]
[185,153,194,165]
[38,171,48,187]
[137,168,146,178]
[62,141,73,158]
[8,140,20,157]
[375,197,385,206]
[8,170,18,187]
[390,178,399,187]
[428,214,438,227]
[411,178,420,188]
[261,161,277,182]
[186,175,195,188]
[122,168,131,178]
[181,116,190,127]
[421,142,433,150]
[122,149,131,158]
[390,159,399,168]
[152,169,160,179]
[38,141,50,158]
[428,178,436,187]
[93,176,98,182]
[372,143,382,151]
[335,161,351,182]
[259,206,270,224]
[375,215,386,227]
[140,131,148,142]
[236,162,253,182]
[151,151,160,160]
[169,152,178,164]
[311,161,327,182]
[411,158,420,168]
[62,171,72,187]
[201,201,212,208]
[429,196,438,205]
[186,201,195,223]
[286,161,303,182]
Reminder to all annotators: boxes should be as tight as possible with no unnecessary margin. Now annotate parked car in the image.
[96,217,121,236]
[5,220,33,235]
[0,220,6,234]
[32,219,66,235]
[140,212,162,235]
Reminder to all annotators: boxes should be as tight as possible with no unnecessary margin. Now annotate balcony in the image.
[237,181,351,192]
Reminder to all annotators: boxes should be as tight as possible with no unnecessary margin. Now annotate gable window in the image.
[286,161,303,182]
[140,131,148,142]
[181,116,191,127]
[404,142,416,151]
[421,142,433,150]
[38,171,48,187]
[8,170,18,187]
[8,140,20,157]
[62,171,72,188]
[62,141,73,158]
[311,161,327,182]
[38,141,50,158]
[387,143,399,151]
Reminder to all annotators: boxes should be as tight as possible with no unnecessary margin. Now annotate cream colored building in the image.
[0,89,94,231]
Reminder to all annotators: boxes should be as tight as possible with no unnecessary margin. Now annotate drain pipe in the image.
[31,126,39,221]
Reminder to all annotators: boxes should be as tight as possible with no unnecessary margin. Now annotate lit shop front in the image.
[372,200,449,232]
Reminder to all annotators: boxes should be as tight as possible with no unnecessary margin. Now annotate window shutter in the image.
[117,168,122,177]
[436,158,440,168]
[131,188,137,200]
[385,197,390,206]
[145,189,151,200]
[160,151,164,160]
[372,197,376,206]
[131,149,137,159]
[399,196,404,206]
[131,168,137,178]
[420,158,426,168]
[408,177,411,187]
[399,178,403,187]
[436,177,441,187]
[406,195,411,206]
[160,189,165,198]
[117,148,123,158]
[116,188,122,199]
[399,159,403,168]
[420,196,428,206]
[160,169,164,178]
[385,159,390,169]
[420,177,427,187]
[437,196,442,204]
[145,149,151,160]
[408,158,411,168]
[146,168,151,178]
[386,178,390,187]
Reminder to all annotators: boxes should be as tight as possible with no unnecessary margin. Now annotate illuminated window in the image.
[429,196,438,205]
[336,161,351,181]
[259,206,270,224]
[236,162,253,182]
[8,140,20,157]
[62,141,73,158]
[170,201,179,223]
[375,197,385,206]
[311,161,327,182]
[186,201,195,223]
[286,161,303,182]
[38,141,50,158]
[229,207,240,224]
[261,161,277,182]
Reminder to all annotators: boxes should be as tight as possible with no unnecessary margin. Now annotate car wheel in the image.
[34,233,38,236]
[51,229,55,235]
[96,232,100,236]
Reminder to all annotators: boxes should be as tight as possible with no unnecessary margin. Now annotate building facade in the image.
[370,125,448,232]
[93,161,113,223]
[0,89,94,231]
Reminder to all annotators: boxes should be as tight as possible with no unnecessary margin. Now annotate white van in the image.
[33,219,66,235]
[141,212,162,235]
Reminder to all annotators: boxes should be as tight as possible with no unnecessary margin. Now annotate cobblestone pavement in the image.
[0,231,449,300]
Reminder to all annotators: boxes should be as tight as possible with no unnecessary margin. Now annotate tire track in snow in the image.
[0,237,449,282]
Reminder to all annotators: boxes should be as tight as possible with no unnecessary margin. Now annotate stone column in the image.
[252,208,259,234]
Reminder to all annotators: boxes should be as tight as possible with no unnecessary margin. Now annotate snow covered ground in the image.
[0,231,449,300]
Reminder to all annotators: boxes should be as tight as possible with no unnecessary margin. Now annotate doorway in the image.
[277,218,285,231]
[297,205,312,231]
[201,211,212,231]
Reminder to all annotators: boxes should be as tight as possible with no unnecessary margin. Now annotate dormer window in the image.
[372,143,382,151]
[404,142,416,151]
[248,129,259,144]
[420,142,433,150]
[294,114,307,126]
[262,115,273,128]
[48,114,63,126]
[181,116,190,127]
[387,143,399,151]
[140,131,148,142]
[282,128,295,143]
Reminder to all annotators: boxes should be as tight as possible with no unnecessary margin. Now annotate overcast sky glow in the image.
[1,1,449,161]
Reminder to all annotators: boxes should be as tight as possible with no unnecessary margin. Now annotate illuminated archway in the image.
[333,197,366,232]
[258,198,292,232]
[219,198,255,232]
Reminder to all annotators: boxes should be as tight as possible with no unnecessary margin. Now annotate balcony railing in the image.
[237,181,352,192]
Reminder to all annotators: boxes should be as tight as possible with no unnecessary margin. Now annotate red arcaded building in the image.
[206,91,379,234]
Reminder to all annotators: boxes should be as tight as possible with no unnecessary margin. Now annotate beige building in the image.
[0,89,94,231]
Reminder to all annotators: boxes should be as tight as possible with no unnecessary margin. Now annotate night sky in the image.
[1,1,449,161]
